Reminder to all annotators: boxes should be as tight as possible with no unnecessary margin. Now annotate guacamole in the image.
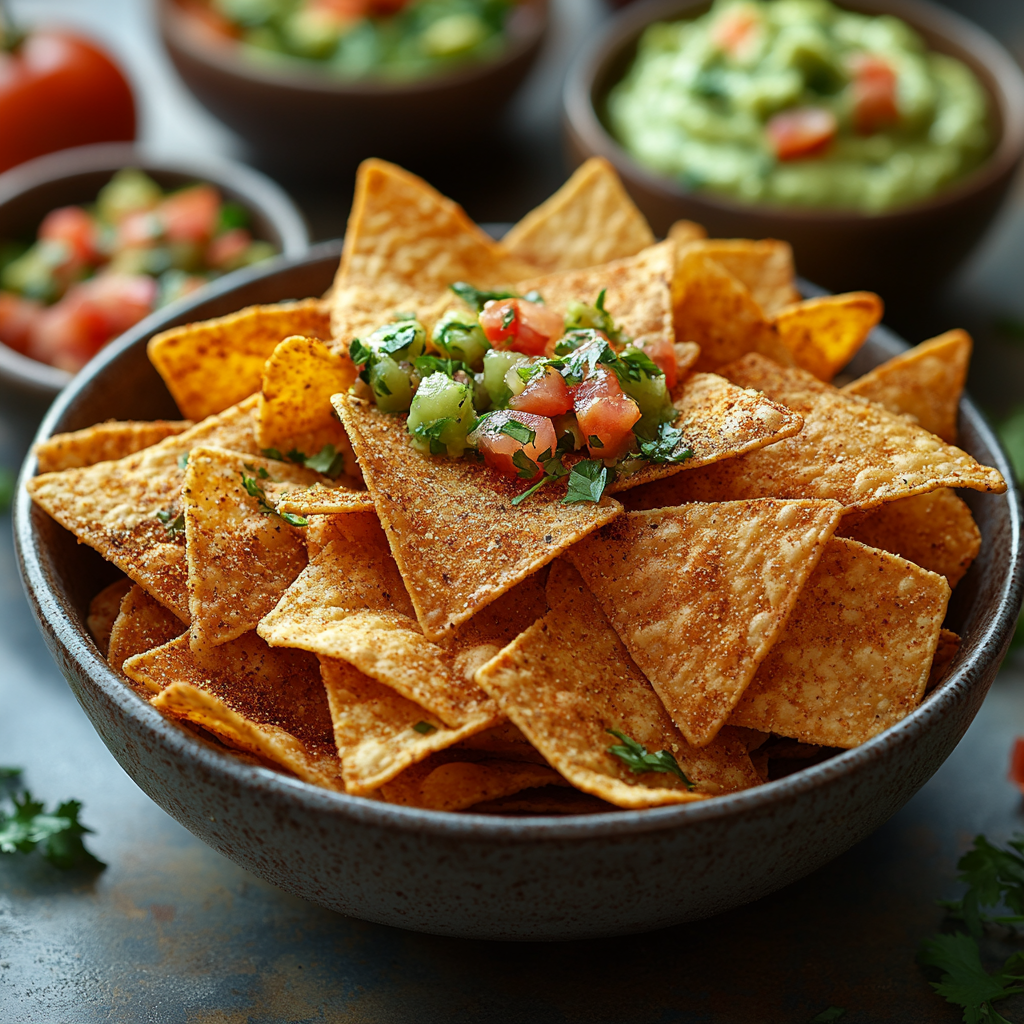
[607,0,991,213]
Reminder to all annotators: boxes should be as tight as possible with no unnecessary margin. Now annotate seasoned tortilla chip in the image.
[606,371,804,493]
[841,330,971,443]
[27,397,263,620]
[672,342,701,391]
[107,585,186,681]
[257,335,359,479]
[678,239,800,316]
[626,354,1005,512]
[87,578,133,656]
[837,487,980,587]
[500,157,655,272]
[453,720,548,763]
[729,538,950,747]
[35,420,192,473]
[469,788,616,815]
[148,300,331,420]
[568,499,844,746]
[333,394,622,640]
[926,629,961,693]
[273,483,375,516]
[125,632,343,788]
[772,292,882,381]
[183,447,317,653]
[475,561,761,807]
[668,220,707,248]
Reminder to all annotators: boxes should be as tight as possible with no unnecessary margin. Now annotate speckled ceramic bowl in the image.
[14,244,1024,940]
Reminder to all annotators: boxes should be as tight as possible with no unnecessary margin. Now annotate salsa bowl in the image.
[14,244,1023,940]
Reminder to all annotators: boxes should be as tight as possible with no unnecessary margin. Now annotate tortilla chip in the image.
[673,250,795,371]
[772,292,882,381]
[452,720,548,763]
[257,335,359,480]
[606,370,804,493]
[568,499,844,746]
[500,157,655,273]
[183,446,317,653]
[273,483,375,516]
[475,561,761,807]
[672,342,701,391]
[86,578,133,656]
[837,487,980,587]
[626,354,1005,512]
[107,585,186,681]
[668,220,707,247]
[926,629,961,693]
[148,299,331,420]
[27,397,263,620]
[35,420,192,473]
[468,788,617,815]
[728,538,950,747]
[841,329,971,443]
[678,239,800,316]
[125,632,343,788]
[333,394,622,640]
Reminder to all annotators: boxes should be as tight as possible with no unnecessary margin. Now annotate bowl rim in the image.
[14,243,1024,843]
[0,142,311,397]
[157,0,549,97]
[563,0,1024,224]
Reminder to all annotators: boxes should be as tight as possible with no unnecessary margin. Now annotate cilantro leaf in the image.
[499,418,536,446]
[155,508,185,538]
[920,933,1024,1024]
[413,354,472,380]
[617,345,663,381]
[0,465,15,513]
[944,834,1024,937]
[240,470,306,528]
[563,460,608,504]
[449,281,518,311]
[303,444,347,479]
[412,721,437,735]
[510,449,567,506]
[261,447,284,461]
[376,322,421,357]
[588,434,604,449]
[410,417,455,456]
[606,729,695,789]
[512,448,540,480]
[349,337,374,374]
[281,511,309,527]
[637,423,693,464]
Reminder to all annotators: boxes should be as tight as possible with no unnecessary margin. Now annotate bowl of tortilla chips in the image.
[14,158,1023,940]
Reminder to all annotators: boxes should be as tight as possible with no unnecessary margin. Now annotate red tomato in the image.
[468,410,557,480]
[849,54,899,135]
[159,185,221,244]
[39,206,101,263]
[1010,738,1024,794]
[117,211,162,249]
[480,298,564,356]
[766,107,837,161]
[0,291,43,354]
[712,7,760,59]
[207,228,252,270]
[509,366,574,417]
[573,368,641,461]
[639,337,677,390]
[0,32,135,174]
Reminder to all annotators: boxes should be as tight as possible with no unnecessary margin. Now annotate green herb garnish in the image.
[302,444,347,478]
[563,459,609,504]
[410,417,456,456]
[240,470,307,527]
[413,354,473,380]
[920,934,1024,1023]
[449,282,519,311]
[605,730,694,789]
[498,418,536,446]
[637,423,693,464]
[511,449,540,480]
[155,508,185,537]
[412,721,437,735]
[510,447,568,506]
[177,452,190,471]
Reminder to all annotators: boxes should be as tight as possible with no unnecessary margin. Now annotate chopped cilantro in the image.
[412,721,437,735]
[637,423,693,464]
[349,337,374,374]
[376,322,422,357]
[510,448,568,506]
[281,511,309,527]
[942,833,1024,937]
[617,346,663,382]
[155,508,185,538]
[501,305,516,330]
[303,444,346,479]
[261,447,284,461]
[499,418,536,446]
[177,452,189,471]
[410,417,455,456]
[240,470,307,527]
[606,730,694,789]
[218,201,249,232]
[588,434,604,449]
[920,934,1024,1023]
[0,465,14,513]
[563,459,608,504]
[243,462,270,479]
[414,354,472,380]
[449,281,518,311]
[512,449,540,480]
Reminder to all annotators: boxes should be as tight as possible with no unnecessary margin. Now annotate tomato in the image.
[766,107,837,161]
[39,206,101,264]
[207,228,252,270]
[1010,738,1024,794]
[639,337,677,390]
[573,368,641,461]
[117,211,162,249]
[0,291,43,354]
[159,185,221,244]
[509,366,574,417]
[479,298,564,356]
[712,7,760,59]
[468,410,557,480]
[849,54,899,135]
[0,31,135,174]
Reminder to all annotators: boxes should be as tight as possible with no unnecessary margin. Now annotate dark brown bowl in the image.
[564,0,1024,297]
[13,245,1024,939]
[0,142,310,398]
[157,0,547,167]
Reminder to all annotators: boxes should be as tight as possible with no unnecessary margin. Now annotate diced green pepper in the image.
[367,319,427,361]
[369,354,415,412]
[482,348,527,406]
[407,372,475,456]
[431,309,490,368]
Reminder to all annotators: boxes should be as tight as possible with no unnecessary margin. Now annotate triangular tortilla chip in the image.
[148,299,331,420]
[474,561,761,808]
[837,487,980,587]
[668,220,707,248]
[333,394,622,639]
[728,538,950,747]
[926,629,961,694]
[469,788,616,815]
[273,484,375,517]
[35,420,192,473]
[27,397,264,620]
[772,292,882,381]
[841,329,971,443]
[624,354,1005,512]
[676,239,800,316]
[500,157,655,273]
[124,632,343,788]
[107,585,186,683]
[87,578,133,656]
[568,499,844,747]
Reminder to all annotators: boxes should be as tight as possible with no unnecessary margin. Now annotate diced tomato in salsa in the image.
[640,336,677,390]
[159,184,221,244]
[468,410,557,480]
[509,365,574,417]
[0,291,43,354]
[766,107,837,161]
[573,367,641,461]
[479,298,564,356]
[712,7,760,59]
[39,205,101,263]
[207,227,253,270]
[849,54,899,135]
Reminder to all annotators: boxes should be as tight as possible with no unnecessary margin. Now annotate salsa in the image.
[0,169,276,372]
[607,0,992,213]
[187,0,517,81]
[349,285,691,504]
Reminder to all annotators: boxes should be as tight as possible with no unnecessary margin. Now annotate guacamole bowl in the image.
[13,244,1024,940]
[564,0,1024,298]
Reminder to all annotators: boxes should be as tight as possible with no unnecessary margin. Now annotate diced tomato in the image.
[639,337,677,390]
[468,410,557,480]
[509,366,574,417]
[712,7,760,59]
[766,107,837,161]
[206,227,252,270]
[479,298,564,356]
[573,367,641,461]
[117,210,162,249]
[38,205,101,263]
[0,290,43,353]
[314,0,373,19]
[849,53,899,135]
[1010,738,1024,794]
[159,184,221,244]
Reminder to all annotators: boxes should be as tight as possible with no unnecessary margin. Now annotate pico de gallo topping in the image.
[349,284,692,504]
[0,169,277,372]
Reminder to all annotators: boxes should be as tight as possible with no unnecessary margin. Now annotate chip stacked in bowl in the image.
[27,157,1005,814]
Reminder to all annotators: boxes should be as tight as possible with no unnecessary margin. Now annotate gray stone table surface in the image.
[4,0,1024,1021]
